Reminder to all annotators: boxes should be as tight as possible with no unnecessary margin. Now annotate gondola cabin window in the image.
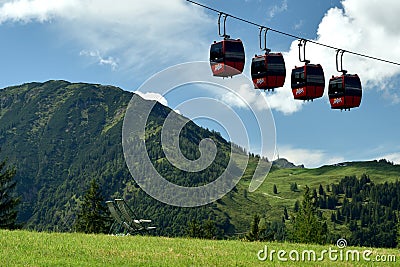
[291,64,325,100]
[328,74,362,110]
[210,39,245,77]
[251,53,286,90]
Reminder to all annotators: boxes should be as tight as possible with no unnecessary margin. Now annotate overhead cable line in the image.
[186,0,400,67]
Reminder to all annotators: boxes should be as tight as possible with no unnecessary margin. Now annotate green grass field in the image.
[1,230,399,266]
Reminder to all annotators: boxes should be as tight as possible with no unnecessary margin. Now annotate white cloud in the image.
[134,91,168,106]
[215,79,303,115]
[279,145,400,168]
[278,145,345,168]
[0,0,77,23]
[219,84,272,112]
[379,153,400,165]
[1,0,400,114]
[263,86,304,115]
[311,1,400,100]
[134,91,185,115]
[268,0,288,19]
[0,0,212,75]
[263,0,400,114]
[237,44,311,115]
[80,50,118,71]
[293,19,303,30]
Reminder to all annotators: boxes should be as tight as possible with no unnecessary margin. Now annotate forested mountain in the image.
[1,80,400,247]
[0,80,235,235]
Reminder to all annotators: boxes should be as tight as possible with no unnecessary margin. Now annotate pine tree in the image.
[319,184,325,196]
[273,184,278,194]
[312,188,318,199]
[331,212,336,223]
[290,182,299,192]
[188,220,204,238]
[283,207,289,220]
[74,179,110,234]
[293,200,300,212]
[0,155,20,229]
[203,219,217,239]
[243,189,248,199]
[397,221,400,248]
[290,185,328,244]
[246,214,260,241]
[326,184,331,193]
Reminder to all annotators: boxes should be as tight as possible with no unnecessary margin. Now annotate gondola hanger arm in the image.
[336,49,348,74]
[298,39,310,65]
[259,27,271,54]
[218,12,230,39]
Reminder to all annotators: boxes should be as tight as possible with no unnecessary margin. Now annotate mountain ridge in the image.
[1,80,399,238]
[0,80,241,235]
[272,158,304,169]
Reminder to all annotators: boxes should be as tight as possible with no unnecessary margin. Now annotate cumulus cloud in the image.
[0,0,77,23]
[379,152,400,165]
[1,0,399,114]
[134,91,186,115]
[219,84,271,112]
[305,0,400,101]
[0,0,212,74]
[134,91,168,106]
[263,85,304,115]
[260,0,400,114]
[278,145,345,168]
[192,75,298,115]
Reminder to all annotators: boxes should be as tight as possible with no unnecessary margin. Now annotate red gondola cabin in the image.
[328,74,362,110]
[251,53,286,90]
[291,64,325,100]
[210,39,245,77]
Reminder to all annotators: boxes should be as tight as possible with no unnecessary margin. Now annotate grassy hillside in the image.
[215,159,400,234]
[1,230,398,266]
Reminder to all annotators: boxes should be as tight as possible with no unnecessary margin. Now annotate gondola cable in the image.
[186,0,400,67]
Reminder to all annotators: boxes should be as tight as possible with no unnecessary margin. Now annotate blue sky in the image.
[0,0,399,167]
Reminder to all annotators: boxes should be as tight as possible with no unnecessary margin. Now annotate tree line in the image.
[246,174,400,248]
[0,152,19,229]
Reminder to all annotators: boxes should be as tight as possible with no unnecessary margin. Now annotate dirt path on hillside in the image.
[263,192,286,200]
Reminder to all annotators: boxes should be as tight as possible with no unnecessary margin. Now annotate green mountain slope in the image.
[0,80,235,234]
[0,81,132,230]
[1,80,399,240]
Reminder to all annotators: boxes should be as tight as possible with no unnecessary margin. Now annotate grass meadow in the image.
[1,230,399,266]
